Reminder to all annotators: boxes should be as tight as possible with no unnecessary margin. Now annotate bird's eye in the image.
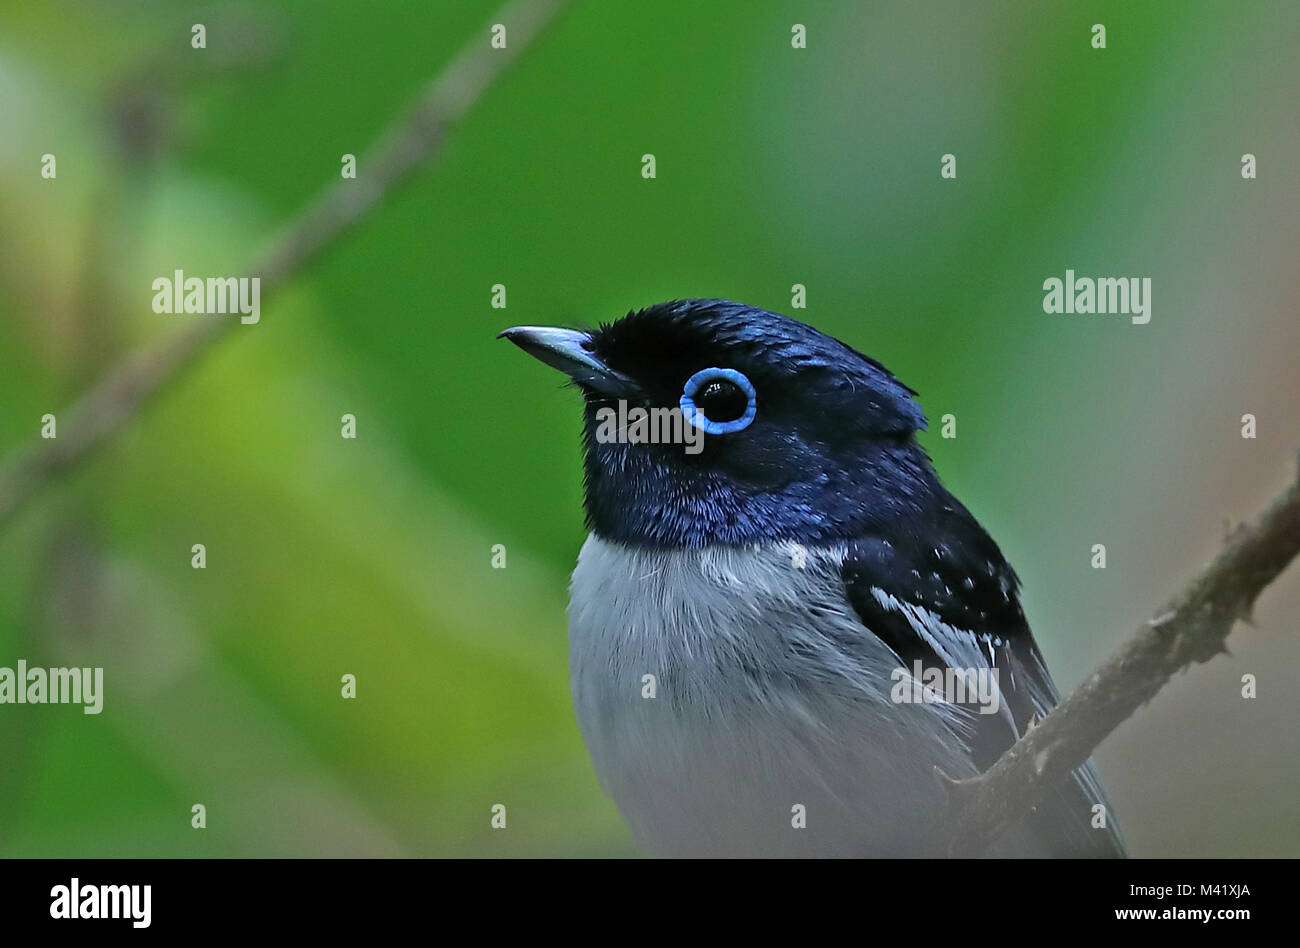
[680,367,757,434]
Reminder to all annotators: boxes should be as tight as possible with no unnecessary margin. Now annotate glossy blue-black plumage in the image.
[581,299,940,548]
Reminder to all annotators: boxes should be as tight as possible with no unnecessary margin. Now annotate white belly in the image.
[567,534,972,857]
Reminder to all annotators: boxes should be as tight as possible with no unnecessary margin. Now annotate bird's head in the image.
[500,298,940,547]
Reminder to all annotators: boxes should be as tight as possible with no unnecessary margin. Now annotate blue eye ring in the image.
[679,367,757,435]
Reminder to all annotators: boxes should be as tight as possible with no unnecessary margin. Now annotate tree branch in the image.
[944,459,1300,855]
[0,0,570,530]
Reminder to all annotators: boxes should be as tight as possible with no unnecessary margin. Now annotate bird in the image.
[499,298,1126,857]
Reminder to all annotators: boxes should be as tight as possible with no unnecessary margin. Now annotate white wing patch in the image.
[868,586,1022,739]
[869,586,1122,851]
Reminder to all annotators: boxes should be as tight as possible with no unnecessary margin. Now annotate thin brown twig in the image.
[0,0,570,529]
[943,460,1300,855]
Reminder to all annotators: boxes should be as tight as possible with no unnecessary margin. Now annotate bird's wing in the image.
[840,515,1127,857]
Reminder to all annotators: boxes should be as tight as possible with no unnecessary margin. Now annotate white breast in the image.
[567,534,972,857]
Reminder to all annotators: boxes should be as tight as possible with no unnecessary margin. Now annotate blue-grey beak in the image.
[498,326,636,397]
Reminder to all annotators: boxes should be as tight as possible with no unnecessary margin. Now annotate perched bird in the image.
[500,299,1125,857]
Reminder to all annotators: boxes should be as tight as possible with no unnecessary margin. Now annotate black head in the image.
[500,298,944,547]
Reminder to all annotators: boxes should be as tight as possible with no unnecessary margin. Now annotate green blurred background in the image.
[1,0,1297,856]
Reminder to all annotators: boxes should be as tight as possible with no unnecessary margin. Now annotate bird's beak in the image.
[497,326,636,397]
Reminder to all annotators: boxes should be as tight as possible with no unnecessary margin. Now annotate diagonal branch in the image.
[944,459,1300,855]
[0,0,570,530]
